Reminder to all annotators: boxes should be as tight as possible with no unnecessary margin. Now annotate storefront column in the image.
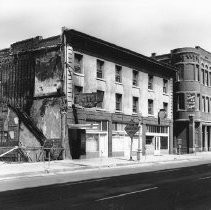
[209,127,211,151]
[204,125,208,151]
[108,120,113,157]
[198,123,202,152]
[142,123,147,156]
[188,115,195,153]
[169,123,173,154]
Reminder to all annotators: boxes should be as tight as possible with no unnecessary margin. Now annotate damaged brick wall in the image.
[0,105,19,147]
[34,50,63,97]
[0,53,35,111]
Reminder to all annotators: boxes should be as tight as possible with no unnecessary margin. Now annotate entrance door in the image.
[154,136,160,155]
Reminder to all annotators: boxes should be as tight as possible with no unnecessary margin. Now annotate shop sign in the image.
[124,119,140,139]
[74,92,104,108]
[186,93,195,111]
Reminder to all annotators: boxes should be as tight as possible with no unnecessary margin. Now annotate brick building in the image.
[154,46,211,153]
[0,29,176,161]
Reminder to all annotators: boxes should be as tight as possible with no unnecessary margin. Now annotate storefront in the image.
[112,122,140,158]
[85,120,108,158]
[145,125,169,155]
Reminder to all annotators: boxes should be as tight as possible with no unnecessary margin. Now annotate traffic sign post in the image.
[124,119,140,161]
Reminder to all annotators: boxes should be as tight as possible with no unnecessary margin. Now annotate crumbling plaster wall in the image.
[19,123,42,162]
[30,98,62,139]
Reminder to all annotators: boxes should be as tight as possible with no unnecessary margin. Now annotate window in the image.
[196,94,200,111]
[207,97,210,113]
[160,137,168,149]
[163,102,168,116]
[115,65,122,83]
[132,97,139,113]
[74,86,83,104]
[176,64,184,81]
[146,136,153,144]
[163,79,168,94]
[116,94,122,111]
[209,72,211,87]
[148,75,153,90]
[148,99,154,115]
[133,70,138,86]
[202,96,205,112]
[201,69,205,84]
[74,86,83,95]
[96,90,104,109]
[178,93,185,110]
[74,53,83,73]
[205,71,209,86]
[97,60,104,79]
[196,65,200,81]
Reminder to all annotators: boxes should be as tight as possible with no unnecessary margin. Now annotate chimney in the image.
[151,53,156,58]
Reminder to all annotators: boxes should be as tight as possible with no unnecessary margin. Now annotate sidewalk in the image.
[1,152,211,182]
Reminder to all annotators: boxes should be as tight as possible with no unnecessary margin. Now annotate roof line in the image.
[66,29,177,72]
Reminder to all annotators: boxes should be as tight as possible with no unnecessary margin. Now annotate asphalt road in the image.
[1,163,211,209]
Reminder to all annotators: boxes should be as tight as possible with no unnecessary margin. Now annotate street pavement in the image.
[1,151,211,184]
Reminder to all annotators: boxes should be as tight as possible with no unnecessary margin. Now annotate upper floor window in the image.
[209,72,211,87]
[96,90,104,109]
[148,99,154,115]
[97,60,104,79]
[132,97,139,113]
[202,96,206,112]
[133,70,138,86]
[201,69,205,84]
[163,79,168,94]
[74,85,83,95]
[163,102,168,116]
[176,64,184,81]
[196,94,200,111]
[74,86,83,104]
[205,71,209,86]
[74,53,83,73]
[115,65,122,83]
[196,65,200,82]
[207,97,210,113]
[148,75,153,90]
[116,93,122,111]
[178,93,185,110]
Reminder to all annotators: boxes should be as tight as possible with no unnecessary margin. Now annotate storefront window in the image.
[160,137,168,149]
[146,136,153,144]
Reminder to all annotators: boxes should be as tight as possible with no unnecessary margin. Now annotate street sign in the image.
[124,119,140,139]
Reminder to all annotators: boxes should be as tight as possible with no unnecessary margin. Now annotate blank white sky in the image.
[1,0,211,56]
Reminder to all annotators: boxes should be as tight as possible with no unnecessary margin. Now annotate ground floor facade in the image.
[66,108,173,159]
[174,120,211,154]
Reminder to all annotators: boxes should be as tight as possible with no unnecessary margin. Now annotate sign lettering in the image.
[74,92,104,108]
[186,93,195,111]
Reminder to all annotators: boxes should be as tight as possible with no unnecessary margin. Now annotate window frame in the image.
[163,79,168,94]
[148,99,154,115]
[115,93,122,111]
[74,53,83,74]
[115,65,122,83]
[96,90,104,109]
[132,97,139,113]
[148,75,153,90]
[132,70,138,86]
[97,59,104,79]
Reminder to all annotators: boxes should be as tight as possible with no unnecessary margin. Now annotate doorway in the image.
[154,136,160,155]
